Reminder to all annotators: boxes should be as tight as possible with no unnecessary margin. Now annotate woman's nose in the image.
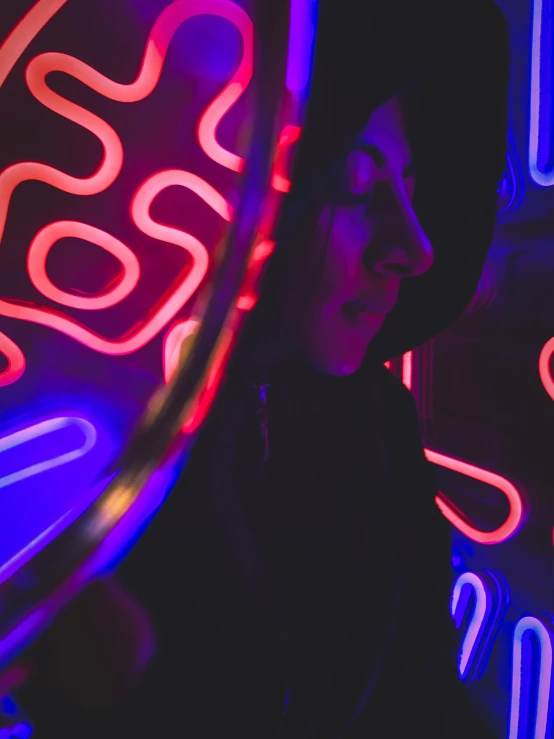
[364,186,434,279]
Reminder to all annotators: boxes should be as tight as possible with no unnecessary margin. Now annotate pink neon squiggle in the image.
[27,221,140,310]
[509,616,554,739]
[0,0,251,363]
[426,449,525,544]
[0,0,252,242]
[0,0,69,90]
[0,172,224,355]
[0,332,25,387]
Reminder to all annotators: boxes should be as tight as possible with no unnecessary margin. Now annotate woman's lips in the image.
[341,302,387,331]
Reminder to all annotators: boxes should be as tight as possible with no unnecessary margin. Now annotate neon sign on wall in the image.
[451,569,509,681]
[450,572,554,739]
[396,348,526,544]
[0,0,253,382]
[509,616,554,739]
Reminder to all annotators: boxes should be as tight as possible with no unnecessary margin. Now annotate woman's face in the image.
[282,96,434,375]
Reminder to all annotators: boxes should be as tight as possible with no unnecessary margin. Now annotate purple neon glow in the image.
[529,0,554,186]
[0,724,32,739]
[0,416,97,489]
[0,450,185,671]
[0,512,71,587]
[285,0,317,92]
[451,572,490,679]
[509,616,553,739]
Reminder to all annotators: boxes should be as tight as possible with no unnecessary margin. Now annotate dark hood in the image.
[247,0,509,365]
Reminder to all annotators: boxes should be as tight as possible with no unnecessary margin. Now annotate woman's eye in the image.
[345,151,374,194]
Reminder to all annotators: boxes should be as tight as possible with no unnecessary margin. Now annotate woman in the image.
[10,0,509,736]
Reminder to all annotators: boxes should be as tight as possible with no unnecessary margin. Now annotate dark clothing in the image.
[21,359,494,737]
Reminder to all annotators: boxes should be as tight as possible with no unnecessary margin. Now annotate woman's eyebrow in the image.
[353,141,416,178]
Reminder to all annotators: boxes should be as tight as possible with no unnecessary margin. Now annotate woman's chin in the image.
[309,346,367,376]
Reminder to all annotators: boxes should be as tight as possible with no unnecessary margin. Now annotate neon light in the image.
[426,449,525,544]
[0,0,252,366]
[384,361,391,369]
[0,333,25,387]
[163,319,199,383]
[452,572,488,679]
[539,337,554,401]
[529,0,554,186]
[0,416,97,489]
[509,616,554,739]
[27,221,140,310]
[402,351,412,390]
[285,0,317,93]
[232,238,276,313]
[451,570,509,681]
[0,0,68,89]
[0,512,71,586]
[0,724,32,739]
[272,125,301,193]
[1,171,226,355]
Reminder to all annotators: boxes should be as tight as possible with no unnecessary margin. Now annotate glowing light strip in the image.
[272,125,301,193]
[451,570,508,681]
[285,0,317,92]
[0,332,25,387]
[451,572,490,679]
[509,616,554,739]
[529,0,554,186]
[425,450,524,544]
[539,338,554,401]
[0,511,71,586]
[402,351,412,390]
[1,171,226,355]
[27,221,140,310]
[0,416,97,489]
[0,0,68,89]
[0,0,251,363]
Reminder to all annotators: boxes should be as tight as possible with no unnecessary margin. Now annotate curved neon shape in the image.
[0,0,68,90]
[0,0,252,243]
[451,570,508,681]
[27,221,140,310]
[0,416,97,489]
[529,0,554,187]
[0,332,25,387]
[0,172,226,355]
[509,616,554,739]
[0,0,252,367]
[451,572,489,679]
[426,450,525,544]
[539,338,554,401]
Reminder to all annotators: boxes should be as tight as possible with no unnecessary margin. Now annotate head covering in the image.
[245,0,509,365]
